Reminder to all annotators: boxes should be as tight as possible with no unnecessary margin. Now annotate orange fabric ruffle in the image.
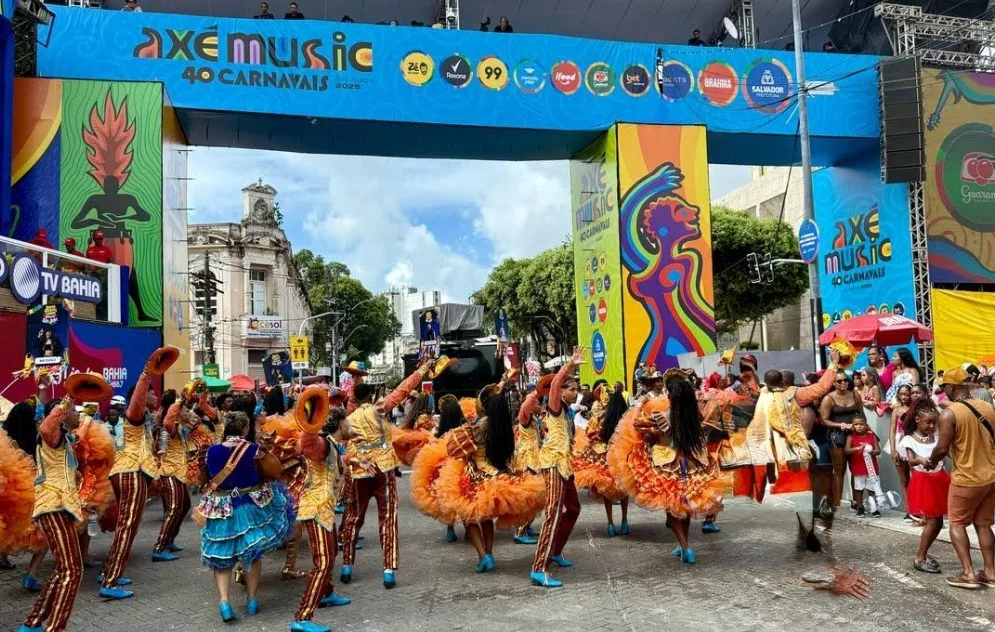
[607,412,724,519]
[0,430,36,553]
[391,427,432,467]
[435,459,545,530]
[572,431,626,503]
[74,420,116,510]
[410,439,455,524]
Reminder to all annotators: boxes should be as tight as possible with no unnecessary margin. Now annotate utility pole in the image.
[202,254,216,364]
[791,0,823,370]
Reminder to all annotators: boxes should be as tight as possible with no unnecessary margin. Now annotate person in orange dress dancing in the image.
[608,370,724,564]
[573,388,630,537]
[410,394,469,543]
[391,392,435,467]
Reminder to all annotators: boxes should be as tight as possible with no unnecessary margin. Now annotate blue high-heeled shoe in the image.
[289,620,331,632]
[513,534,537,545]
[340,566,352,584]
[383,569,396,589]
[671,546,683,558]
[702,522,721,534]
[219,601,235,623]
[21,574,42,592]
[446,527,458,543]
[620,520,630,536]
[529,571,563,587]
[17,625,43,632]
[484,553,495,571]
[246,597,260,616]
[475,557,490,573]
[319,592,352,608]
[551,555,572,568]
[606,524,617,538]
[681,548,697,565]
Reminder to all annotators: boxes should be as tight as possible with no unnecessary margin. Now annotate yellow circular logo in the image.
[477,56,509,90]
[401,51,434,87]
[598,253,607,270]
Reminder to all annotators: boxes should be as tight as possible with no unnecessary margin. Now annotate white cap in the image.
[110,395,126,406]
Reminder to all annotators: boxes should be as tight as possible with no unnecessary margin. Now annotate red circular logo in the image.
[597,298,608,323]
[551,60,581,95]
[698,61,738,107]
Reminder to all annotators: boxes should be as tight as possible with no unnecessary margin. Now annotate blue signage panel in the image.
[36,8,882,154]
[797,219,819,264]
[813,155,915,343]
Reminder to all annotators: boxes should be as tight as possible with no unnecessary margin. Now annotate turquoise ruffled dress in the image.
[198,440,294,570]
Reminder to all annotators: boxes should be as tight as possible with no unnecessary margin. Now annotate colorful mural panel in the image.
[922,69,995,284]
[570,130,622,387]
[616,124,716,380]
[60,79,164,326]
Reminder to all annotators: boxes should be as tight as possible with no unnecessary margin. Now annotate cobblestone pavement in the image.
[4,477,995,631]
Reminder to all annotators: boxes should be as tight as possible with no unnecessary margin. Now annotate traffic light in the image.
[746,252,761,284]
[192,271,221,317]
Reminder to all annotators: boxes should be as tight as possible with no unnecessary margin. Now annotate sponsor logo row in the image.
[401,53,793,111]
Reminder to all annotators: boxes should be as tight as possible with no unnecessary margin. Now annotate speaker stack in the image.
[878,57,926,184]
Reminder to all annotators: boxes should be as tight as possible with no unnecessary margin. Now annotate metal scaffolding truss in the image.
[708,0,756,48]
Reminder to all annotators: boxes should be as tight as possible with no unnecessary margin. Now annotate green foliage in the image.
[292,250,401,366]
[740,340,760,351]
[472,242,577,357]
[711,206,809,334]
[272,201,284,227]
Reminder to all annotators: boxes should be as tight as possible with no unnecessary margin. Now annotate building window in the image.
[194,350,206,367]
[247,350,266,364]
[249,269,267,315]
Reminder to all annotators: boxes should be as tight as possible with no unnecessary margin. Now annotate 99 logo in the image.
[477,56,508,90]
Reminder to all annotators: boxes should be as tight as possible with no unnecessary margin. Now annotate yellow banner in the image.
[931,288,995,370]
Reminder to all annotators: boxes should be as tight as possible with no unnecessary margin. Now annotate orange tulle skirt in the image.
[607,415,724,519]
[410,439,456,524]
[75,419,116,515]
[392,427,432,467]
[435,459,545,530]
[572,431,627,502]
[0,430,37,553]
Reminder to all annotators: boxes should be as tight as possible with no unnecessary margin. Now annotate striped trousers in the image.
[24,511,83,632]
[153,476,190,553]
[295,521,337,622]
[340,470,398,570]
[531,471,580,573]
[103,471,149,587]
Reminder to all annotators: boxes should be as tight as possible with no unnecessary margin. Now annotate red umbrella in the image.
[228,374,256,391]
[818,314,933,347]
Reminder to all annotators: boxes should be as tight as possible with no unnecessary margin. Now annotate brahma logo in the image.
[961,152,995,186]
[698,61,738,106]
[551,60,581,95]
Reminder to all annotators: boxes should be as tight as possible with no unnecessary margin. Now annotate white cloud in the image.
[188,150,752,302]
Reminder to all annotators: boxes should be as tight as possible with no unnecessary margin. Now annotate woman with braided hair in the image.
[410,394,466,543]
[608,370,723,564]
[435,385,545,573]
[573,389,630,536]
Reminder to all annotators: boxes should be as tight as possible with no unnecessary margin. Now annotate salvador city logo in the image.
[936,123,995,231]
[132,25,373,92]
[742,58,792,113]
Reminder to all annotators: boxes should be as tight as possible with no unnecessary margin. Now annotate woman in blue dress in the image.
[198,412,293,622]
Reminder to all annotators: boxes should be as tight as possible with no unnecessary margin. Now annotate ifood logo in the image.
[3,254,103,305]
[552,60,581,95]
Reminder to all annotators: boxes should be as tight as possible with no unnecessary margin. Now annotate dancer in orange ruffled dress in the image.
[573,388,630,537]
[410,394,470,543]
[391,391,435,467]
[434,384,545,573]
[608,370,724,565]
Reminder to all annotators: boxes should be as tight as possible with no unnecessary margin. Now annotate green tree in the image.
[293,249,401,366]
[472,242,577,358]
[711,206,809,334]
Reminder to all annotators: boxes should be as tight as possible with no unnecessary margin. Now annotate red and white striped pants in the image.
[24,511,83,632]
[340,470,398,570]
[295,521,337,621]
[103,471,149,587]
[153,476,190,553]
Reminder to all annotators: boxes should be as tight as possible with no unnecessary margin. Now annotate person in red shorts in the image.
[926,367,995,591]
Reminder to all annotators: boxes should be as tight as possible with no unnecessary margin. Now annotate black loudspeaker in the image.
[879,57,926,183]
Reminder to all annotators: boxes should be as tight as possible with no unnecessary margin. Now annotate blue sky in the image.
[189,149,750,301]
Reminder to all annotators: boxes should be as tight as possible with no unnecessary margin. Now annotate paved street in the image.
[4,476,995,632]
